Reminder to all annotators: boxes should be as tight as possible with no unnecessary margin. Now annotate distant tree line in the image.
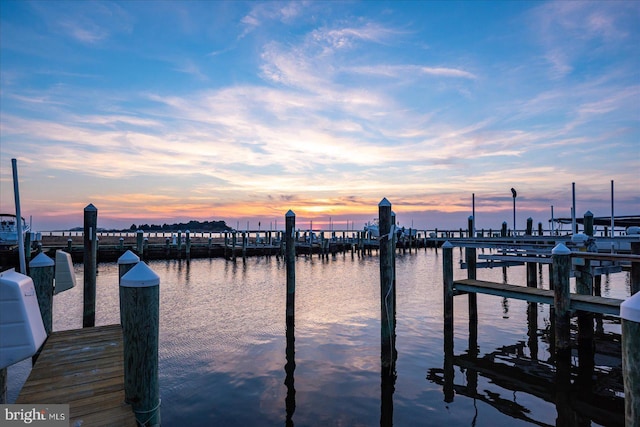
[127,220,232,232]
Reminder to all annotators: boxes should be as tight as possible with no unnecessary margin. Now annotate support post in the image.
[442,241,454,403]
[118,250,140,326]
[379,198,396,374]
[29,253,55,336]
[466,246,477,354]
[621,292,640,426]
[120,262,160,426]
[443,241,454,333]
[285,211,296,330]
[631,242,640,295]
[136,230,144,258]
[185,230,191,262]
[577,211,594,371]
[83,204,97,328]
[552,243,571,353]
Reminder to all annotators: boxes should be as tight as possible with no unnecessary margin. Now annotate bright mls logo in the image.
[0,405,68,427]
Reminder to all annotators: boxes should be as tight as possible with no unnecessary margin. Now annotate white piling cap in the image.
[29,252,54,268]
[442,241,453,248]
[379,197,391,207]
[571,233,588,246]
[118,250,140,265]
[621,292,640,323]
[286,210,295,217]
[552,243,571,255]
[120,262,160,288]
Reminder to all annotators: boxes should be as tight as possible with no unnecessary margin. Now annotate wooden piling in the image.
[577,212,595,362]
[621,293,640,426]
[136,230,144,257]
[631,242,640,295]
[285,210,296,330]
[443,241,454,333]
[465,246,478,339]
[83,204,97,328]
[118,250,140,327]
[442,241,454,403]
[29,253,55,336]
[185,230,191,262]
[379,198,396,373]
[552,243,571,353]
[67,238,73,253]
[120,262,160,426]
[242,232,247,262]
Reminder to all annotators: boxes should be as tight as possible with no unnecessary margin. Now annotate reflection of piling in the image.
[83,204,97,328]
[285,323,296,427]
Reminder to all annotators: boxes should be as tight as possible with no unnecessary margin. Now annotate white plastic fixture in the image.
[0,269,47,369]
[54,250,76,294]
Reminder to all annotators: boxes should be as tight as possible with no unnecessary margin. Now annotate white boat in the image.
[364,221,417,239]
[0,214,30,247]
[364,221,380,238]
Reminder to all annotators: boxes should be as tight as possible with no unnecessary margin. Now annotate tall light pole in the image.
[511,188,517,234]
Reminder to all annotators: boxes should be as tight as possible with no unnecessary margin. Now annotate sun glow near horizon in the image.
[1,1,638,231]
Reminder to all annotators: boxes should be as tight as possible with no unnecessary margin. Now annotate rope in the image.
[135,398,161,427]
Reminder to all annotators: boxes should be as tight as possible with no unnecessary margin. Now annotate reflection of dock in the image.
[16,325,136,426]
[427,334,624,426]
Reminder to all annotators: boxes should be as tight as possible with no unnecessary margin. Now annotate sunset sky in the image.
[1,1,638,232]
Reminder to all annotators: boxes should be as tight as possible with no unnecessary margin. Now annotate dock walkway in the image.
[454,278,623,315]
[16,324,136,426]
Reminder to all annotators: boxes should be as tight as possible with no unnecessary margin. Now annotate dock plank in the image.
[16,324,136,427]
[453,279,623,315]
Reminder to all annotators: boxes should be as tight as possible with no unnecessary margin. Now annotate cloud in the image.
[528,1,638,78]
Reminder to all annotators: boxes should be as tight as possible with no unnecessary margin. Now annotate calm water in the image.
[7,248,628,426]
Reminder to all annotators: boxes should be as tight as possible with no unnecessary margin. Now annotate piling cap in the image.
[120,262,159,288]
[379,197,391,207]
[442,241,453,248]
[571,233,588,246]
[29,252,54,268]
[286,210,295,217]
[621,292,640,323]
[552,243,571,255]
[118,250,140,265]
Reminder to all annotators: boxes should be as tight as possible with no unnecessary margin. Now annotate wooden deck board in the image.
[16,324,136,426]
[453,279,623,315]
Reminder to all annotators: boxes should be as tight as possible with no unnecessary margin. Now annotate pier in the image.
[15,325,136,426]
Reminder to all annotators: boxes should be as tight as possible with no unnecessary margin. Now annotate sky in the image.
[1,1,638,232]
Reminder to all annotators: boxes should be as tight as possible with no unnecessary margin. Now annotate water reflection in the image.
[285,323,295,427]
[428,317,624,426]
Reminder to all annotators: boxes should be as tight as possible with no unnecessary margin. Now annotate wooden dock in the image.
[16,324,136,426]
[454,278,623,315]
